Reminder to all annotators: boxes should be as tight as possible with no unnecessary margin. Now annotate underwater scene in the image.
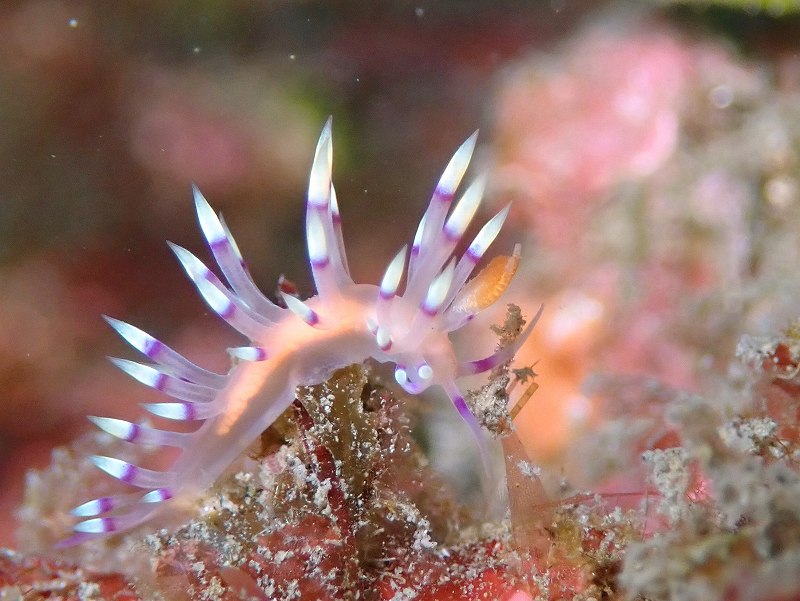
[3,1,800,599]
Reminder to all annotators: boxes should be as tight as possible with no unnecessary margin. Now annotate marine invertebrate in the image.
[67,119,539,543]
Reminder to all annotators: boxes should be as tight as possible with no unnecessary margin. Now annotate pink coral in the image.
[494,26,690,250]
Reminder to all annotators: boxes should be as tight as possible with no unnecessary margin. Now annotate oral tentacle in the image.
[457,303,544,377]
[440,379,491,476]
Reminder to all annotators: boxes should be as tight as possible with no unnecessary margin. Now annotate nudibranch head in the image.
[66,117,540,544]
[355,130,526,395]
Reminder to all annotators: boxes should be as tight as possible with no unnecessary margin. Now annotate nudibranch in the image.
[67,119,541,543]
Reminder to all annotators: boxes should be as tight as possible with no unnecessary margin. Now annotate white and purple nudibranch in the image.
[67,119,541,543]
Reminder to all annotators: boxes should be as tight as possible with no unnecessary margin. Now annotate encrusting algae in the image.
[15,358,530,600]
[11,299,800,601]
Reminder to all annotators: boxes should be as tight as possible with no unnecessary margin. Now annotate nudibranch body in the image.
[68,119,540,543]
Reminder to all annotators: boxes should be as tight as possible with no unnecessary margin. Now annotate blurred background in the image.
[3,0,800,547]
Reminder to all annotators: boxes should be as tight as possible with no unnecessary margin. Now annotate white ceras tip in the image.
[329,183,341,219]
[195,277,234,317]
[380,246,407,298]
[110,358,163,389]
[444,173,486,240]
[218,215,244,261]
[306,209,329,267]
[411,214,428,259]
[192,185,226,245]
[281,292,320,326]
[88,416,137,441]
[141,488,172,503]
[468,203,510,261]
[171,245,233,316]
[91,455,132,480]
[422,260,456,315]
[71,497,112,517]
[144,402,193,421]
[308,118,333,209]
[169,243,209,282]
[228,346,268,362]
[74,518,113,534]
[436,131,478,199]
[103,316,153,354]
[375,326,392,351]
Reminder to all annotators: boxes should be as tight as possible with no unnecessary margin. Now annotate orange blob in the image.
[512,290,607,462]
[451,247,520,315]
